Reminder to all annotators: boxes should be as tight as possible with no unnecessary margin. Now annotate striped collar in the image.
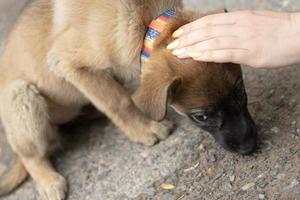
[141,9,176,71]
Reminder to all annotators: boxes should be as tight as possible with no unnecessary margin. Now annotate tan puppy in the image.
[0,0,257,199]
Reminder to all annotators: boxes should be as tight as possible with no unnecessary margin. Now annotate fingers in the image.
[172,12,239,38]
[173,10,290,39]
[251,10,291,19]
[172,36,245,59]
[168,10,293,67]
[168,25,240,49]
[190,49,249,64]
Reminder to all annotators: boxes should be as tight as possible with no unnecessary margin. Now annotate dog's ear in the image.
[133,73,181,122]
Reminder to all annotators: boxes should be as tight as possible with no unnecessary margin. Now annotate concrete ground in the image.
[0,0,299,200]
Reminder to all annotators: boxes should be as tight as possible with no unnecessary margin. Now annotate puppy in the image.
[0,0,257,199]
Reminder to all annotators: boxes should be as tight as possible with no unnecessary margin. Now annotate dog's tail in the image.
[0,157,28,196]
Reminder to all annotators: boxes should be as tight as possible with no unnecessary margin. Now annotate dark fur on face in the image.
[133,13,257,155]
[187,80,257,155]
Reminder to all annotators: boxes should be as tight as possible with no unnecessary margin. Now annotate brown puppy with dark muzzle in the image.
[134,13,257,155]
[0,0,257,199]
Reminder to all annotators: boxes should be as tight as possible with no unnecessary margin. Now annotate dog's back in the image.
[0,0,182,95]
[0,0,52,89]
[0,0,90,113]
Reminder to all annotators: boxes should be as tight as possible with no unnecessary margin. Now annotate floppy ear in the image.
[133,74,181,122]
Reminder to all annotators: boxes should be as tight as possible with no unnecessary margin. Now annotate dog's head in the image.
[133,14,257,155]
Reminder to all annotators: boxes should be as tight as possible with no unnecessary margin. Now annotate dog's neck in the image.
[139,11,198,72]
[141,9,176,70]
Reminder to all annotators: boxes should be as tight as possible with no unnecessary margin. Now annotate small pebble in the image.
[241,182,255,191]
[227,169,235,176]
[199,144,205,151]
[258,193,266,199]
[256,174,265,179]
[224,182,233,191]
[257,177,268,189]
[142,187,156,197]
[263,140,273,150]
[229,160,236,166]
[207,168,214,177]
[284,179,300,190]
[294,186,300,195]
[208,154,217,163]
[272,168,280,176]
[140,150,150,158]
[97,171,110,181]
[177,185,187,192]
[162,193,176,200]
[166,148,176,156]
[271,127,280,134]
[291,179,300,187]
[268,89,275,98]
[276,173,285,180]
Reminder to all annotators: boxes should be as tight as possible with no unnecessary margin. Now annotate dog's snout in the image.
[217,108,258,155]
[237,142,256,155]
[227,139,256,155]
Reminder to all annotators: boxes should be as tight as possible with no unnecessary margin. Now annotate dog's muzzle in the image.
[217,107,257,155]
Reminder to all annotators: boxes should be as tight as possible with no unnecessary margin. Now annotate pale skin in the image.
[167,11,300,68]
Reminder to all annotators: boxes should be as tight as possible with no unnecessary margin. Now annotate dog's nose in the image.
[236,114,257,155]
[236,142,256,155]
[227,139,256,155]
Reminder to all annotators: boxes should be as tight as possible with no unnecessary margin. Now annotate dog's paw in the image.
[134,132,159,146]
[150,120,174,140]
[130,120,174,146]
[37,173,68,200]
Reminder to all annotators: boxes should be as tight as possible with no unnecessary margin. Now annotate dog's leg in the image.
[60,68,172,145]
[48,49,173,146]
[0,80,67,200]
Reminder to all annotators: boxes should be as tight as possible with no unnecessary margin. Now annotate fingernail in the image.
[167,40,179,50]
[172,29,184,38]
[172,48,186,56]
[189,52,202,58]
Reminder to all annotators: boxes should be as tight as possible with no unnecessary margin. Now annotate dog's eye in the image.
[191,113,208,123]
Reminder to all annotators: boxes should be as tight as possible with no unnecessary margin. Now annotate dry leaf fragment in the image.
[161,183,175,190]
[229,175,236,183]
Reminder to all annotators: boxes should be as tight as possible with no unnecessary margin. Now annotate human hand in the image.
[168,11,300,68]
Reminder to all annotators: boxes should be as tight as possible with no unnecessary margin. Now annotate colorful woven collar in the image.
[141,9,176,70]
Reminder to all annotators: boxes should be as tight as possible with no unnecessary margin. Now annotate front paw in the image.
[130,120,174,146]
[37,172,68,200]
[150,120,174,140]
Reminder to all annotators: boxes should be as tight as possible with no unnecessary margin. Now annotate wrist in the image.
[287,13,300,63]
[289,13,300,32]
